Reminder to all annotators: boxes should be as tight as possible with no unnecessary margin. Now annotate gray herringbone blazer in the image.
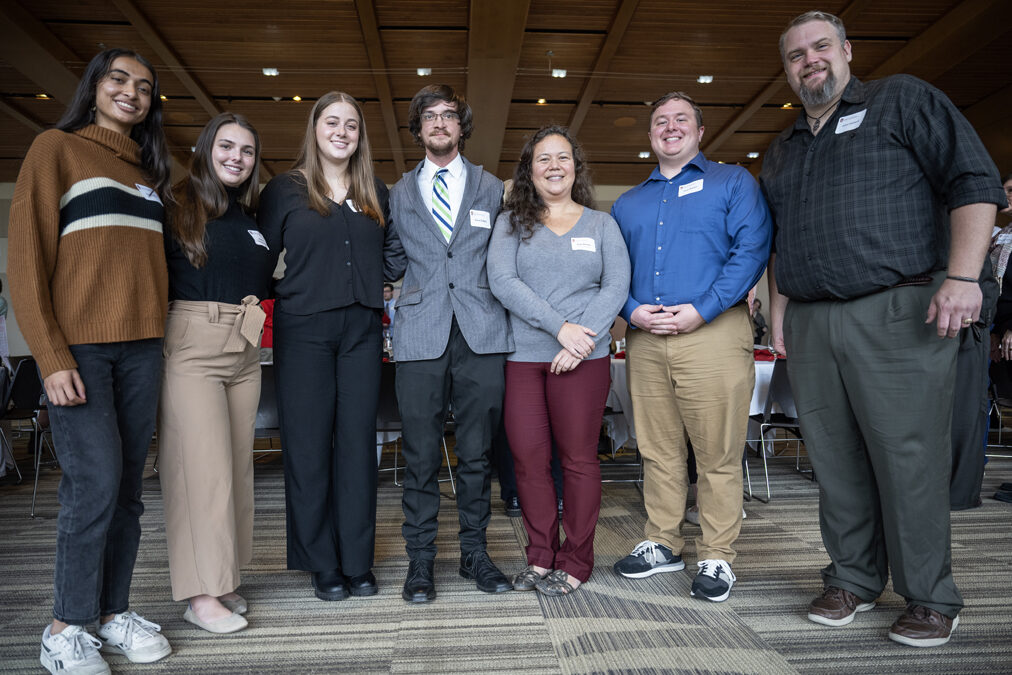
[386,157,513,361]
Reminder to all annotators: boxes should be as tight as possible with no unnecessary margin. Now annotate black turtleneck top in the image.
[165,189,273,304]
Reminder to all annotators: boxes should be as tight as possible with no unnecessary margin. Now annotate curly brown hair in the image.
[505,125,595,241]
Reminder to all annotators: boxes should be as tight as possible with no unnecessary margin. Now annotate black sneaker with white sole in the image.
[613,540,685,578]
[690,559,736,602]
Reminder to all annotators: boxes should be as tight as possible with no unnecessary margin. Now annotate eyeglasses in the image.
[421,111,460,123]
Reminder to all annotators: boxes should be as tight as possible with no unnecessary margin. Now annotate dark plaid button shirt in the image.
[760,75,1006,302]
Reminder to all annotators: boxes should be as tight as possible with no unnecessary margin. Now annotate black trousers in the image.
[274,303,381,575]
[396,319,505,560]
[950,323,989,510]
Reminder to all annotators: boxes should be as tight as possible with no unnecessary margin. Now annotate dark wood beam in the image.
[0,98,44,133]
[466,0,531,174]
[867,0,1011,81]
[567,0,639,138]
[965,83,1012,131]
[355,0,406,176]
[0,0,81,104]
[702,0,873,156]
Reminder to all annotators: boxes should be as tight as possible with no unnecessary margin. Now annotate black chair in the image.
[744,358,804,503]
[0,366,19,483]
[1,358,45,515]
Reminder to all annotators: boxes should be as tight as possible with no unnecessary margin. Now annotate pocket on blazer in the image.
[396,288,422,308]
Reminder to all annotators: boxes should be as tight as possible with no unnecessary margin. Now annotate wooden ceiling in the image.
[1,0,1010,188]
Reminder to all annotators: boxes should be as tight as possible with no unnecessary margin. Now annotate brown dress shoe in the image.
[807,586,876,626]
[888,604,958,647]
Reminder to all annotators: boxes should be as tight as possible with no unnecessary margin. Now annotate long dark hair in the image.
[169,113,262,268]
[293,91,384,225]
[56,48,172,199]
[505,125,595,241]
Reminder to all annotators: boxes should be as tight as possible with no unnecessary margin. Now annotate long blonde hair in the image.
[293,91,384,225]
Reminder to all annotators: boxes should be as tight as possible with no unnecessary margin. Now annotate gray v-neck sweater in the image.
[488,207,630,362]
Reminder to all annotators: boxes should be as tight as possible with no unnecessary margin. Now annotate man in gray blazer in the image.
[386,84,514,602]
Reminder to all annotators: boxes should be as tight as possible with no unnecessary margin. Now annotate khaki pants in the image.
[158,300,261,601]
[626,305,753,562]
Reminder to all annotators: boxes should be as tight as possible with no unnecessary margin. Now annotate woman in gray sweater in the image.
[488,125,630,595]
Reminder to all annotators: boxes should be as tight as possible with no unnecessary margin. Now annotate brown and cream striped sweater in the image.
[9,124,168,378]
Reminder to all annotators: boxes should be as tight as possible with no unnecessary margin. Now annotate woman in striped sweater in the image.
[9,48,174,675]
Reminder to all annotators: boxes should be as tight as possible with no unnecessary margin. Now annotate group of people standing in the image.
[7,9,1009,675]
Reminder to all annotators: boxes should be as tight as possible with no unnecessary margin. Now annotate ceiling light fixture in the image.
[35,93,49,99]
[747,152,759,159]
[190,146,196,152]
[537,98,547,105]
[551,69,567,78]
[262,67,279,77]
[160,95,167,101]
[696,75,714,84]
[292,95,302,102]
[781,102,793,109]
[417,68,432,76]
[638,151,650,159]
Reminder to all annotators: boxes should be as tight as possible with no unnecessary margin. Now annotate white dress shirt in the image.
[417,154,466,234]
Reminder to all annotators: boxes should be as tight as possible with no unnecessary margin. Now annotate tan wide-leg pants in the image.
[626,304,754,563]
[158,299,263,601]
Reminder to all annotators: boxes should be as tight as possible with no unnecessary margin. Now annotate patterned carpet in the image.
[1,442,1011,674]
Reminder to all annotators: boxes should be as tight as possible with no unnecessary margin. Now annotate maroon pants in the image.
[503,357,610,582]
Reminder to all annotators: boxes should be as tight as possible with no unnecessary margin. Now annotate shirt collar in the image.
[646,151,708,182]
[787,75,864,138]
[420,153,465,182]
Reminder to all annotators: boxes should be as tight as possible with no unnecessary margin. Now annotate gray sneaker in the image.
[613,540,685,578]
[40,625,110,675]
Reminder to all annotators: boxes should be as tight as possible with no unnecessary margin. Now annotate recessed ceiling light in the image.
[292,95,302,102]
[160,95,167,101]
[537,98,547,105]
[551,69,567,78]
[747,152,759,159]
[781,102,793,109]
[262,67,279,77]
[190,146,196,152]
[696,75,714,84]
[35,93,49,99]
[416,67,432,76]
[638,151,650,159]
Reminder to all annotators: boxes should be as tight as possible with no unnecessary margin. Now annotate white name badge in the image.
[835,109,867,134]
[678,179,703,197]
[135,184,162,204]
[469,209,491,229]
[248,230,269,249]
[345,199,359,212]
[571,237,596,252]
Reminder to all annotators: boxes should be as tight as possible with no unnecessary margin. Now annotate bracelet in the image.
[946,275,978,283]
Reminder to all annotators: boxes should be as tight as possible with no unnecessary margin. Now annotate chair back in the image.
[8,358,42,413]
[0,366,11,412]
[763,358,799,420]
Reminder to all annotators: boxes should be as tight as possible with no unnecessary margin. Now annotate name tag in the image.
[835,109,867,134]
[248,230,269,249]
[678,179,703,197]
[571,237,596,252]
[135,184,162,204]
[345,199,359,212]
[469,209,491,228]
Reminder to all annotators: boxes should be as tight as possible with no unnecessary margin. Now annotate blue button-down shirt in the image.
[611,152,772,323]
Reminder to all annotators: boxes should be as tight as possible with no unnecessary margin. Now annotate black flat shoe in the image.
[460,550,512,593]
[312,569,349,601]
[504,496,521,518]
[347,571,378,597]
[402,559,436,603]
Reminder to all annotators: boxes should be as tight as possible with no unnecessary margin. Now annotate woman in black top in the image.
[258,91,394,600]
[159,112,271,633]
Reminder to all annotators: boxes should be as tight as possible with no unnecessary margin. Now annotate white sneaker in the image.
[684,505,746,526]
[690,559,736,602]
[96,612,171,663]
[40,624,110,675]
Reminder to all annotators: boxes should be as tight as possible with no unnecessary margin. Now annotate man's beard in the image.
[798,68,838,107]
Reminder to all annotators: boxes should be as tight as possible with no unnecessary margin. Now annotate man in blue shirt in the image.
[611,92,771,602]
